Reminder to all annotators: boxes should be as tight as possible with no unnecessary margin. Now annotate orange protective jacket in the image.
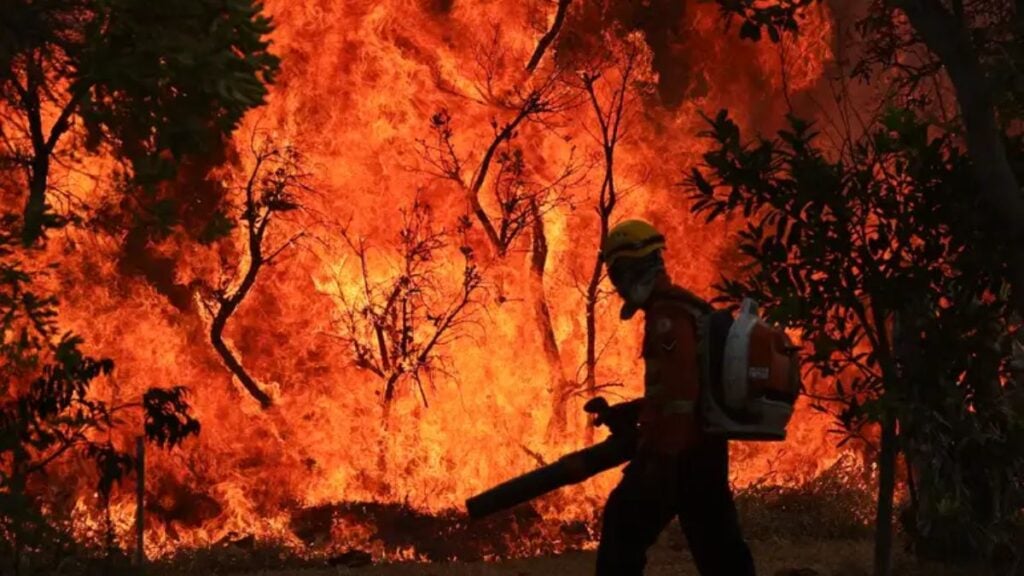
[636,279,707,455]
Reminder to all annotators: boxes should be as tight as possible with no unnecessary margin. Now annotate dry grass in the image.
[149,468,989,576]
[160,535,981,576]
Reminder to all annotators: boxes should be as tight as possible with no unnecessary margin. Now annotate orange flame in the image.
[29,0,849,560]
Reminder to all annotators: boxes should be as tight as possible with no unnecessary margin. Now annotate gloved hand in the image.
[584,397,642,437]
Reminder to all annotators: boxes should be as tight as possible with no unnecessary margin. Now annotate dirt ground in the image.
[217,535,981,576]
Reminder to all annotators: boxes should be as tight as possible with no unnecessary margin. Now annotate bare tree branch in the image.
[526,0,573,73]
[417,56,580,257]
[579,43,643,427]
[331,200,483,419]
[204,137,306,408]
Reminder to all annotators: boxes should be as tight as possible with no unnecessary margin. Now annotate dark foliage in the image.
[686,109,1023,573]
[0,220,200,573]
[0,0,280,244]
[694,2,1024,573]
[143,387,202,449]
[714,0,818,43]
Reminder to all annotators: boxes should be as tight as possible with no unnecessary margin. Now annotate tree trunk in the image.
[894,0,1024,319]
[582,255,603,445]
[23,157,50,246]
[892,309,924,551]
[208,223,273,408]
[874,415,898,576]
[868,307,900,576]
[210,310,273,408]
[526,0,572,73]
[530,208,571,436]
[536,289,568,428]
[20,63,82,246]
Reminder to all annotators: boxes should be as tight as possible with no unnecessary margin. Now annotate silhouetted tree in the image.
[705,3,1024,573]
[0,215,200,573]
[716,0,1024,337]
[0,0,279,245]
[417,82,580,258]
[332,200,483,419]
[575,34,651,442]
[688,108,1023,576]
[199,136,306,408]
[417,36,583,430]
[526,0,573,73]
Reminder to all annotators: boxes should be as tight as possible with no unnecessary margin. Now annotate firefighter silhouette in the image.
[596,219,756,576]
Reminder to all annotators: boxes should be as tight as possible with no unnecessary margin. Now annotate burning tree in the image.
[0,1,280,566]
[688,108,1024,575]
[416,37,585,431]
[199,136,307,409]
[575,34,652,440]
[0,0,279,246]
[331,200,483,419]
[0,215,200,572]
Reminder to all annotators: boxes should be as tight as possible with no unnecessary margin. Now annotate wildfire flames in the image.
[31,0,849,562]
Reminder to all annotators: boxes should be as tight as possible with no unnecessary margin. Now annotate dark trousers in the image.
[595,437,755,576]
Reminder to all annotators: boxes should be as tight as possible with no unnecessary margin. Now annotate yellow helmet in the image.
[601,219,666,268]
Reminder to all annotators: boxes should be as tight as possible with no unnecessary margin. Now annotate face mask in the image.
[627,272,657,305]
[612,261,661,319]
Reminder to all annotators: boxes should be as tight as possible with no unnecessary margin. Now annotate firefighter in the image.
[595,219,756,576]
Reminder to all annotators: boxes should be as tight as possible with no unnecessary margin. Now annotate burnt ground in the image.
[148,466,990,576]
[152,506,985,576]
[158,535,982,576]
